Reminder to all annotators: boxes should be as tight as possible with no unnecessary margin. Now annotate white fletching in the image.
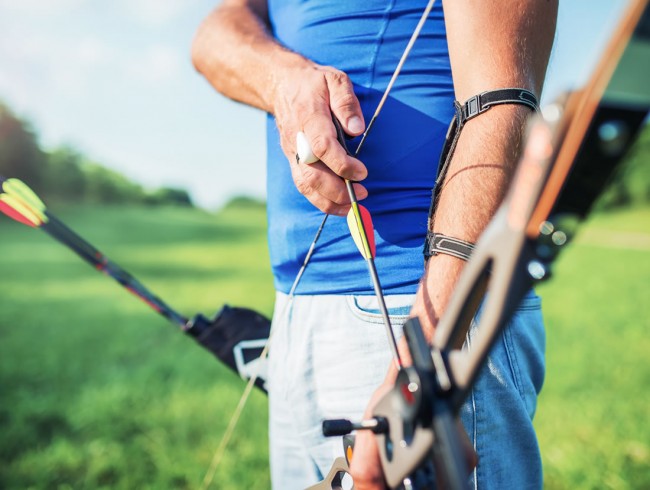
[296,131,319,164]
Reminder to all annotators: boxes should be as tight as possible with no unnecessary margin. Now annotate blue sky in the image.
[0,0,630,209]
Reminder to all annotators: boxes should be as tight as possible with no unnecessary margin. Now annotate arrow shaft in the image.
[365,256,402,369]
[0,177,189,328]
[344,175,402,369]
[41,215,189,327]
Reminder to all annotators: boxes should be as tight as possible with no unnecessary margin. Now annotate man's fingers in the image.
[292,161,368,214]
[295,163,355,204]
[349,430,385,490]
[348,430,384,490]
[324,68,365,136]
[296,126,368,181]
[349,382,395,490]
[296,191,351,217]
[275,64,368,209]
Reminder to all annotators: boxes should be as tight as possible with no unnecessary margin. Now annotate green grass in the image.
[535,206,650,490]
[0,204,274,489]
[0,204,648,489]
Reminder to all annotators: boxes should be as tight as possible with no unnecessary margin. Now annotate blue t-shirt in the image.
[266,0,454,295]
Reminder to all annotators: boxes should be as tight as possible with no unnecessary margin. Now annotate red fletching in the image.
[358,204,376,258]
[347,203,378,260]
[0,199,39,227]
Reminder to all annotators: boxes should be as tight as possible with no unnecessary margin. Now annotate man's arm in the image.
[411,0,558,335]
[351,1,558,488]
[191,0,368,216]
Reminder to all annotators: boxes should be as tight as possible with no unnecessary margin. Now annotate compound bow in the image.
[313,0,650,488]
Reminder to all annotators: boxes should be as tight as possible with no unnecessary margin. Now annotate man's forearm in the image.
[191,0,311,113]
[192,0,369,215]
[410,0,558,339]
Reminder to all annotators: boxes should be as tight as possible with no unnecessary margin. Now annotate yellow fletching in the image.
[0,194,43,226]
[4,178,47,222]
[346,203,376,260]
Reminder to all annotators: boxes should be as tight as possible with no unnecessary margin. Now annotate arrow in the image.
[292,0,437,372]
[0,193,43,227]
[331,117,403,370]
[0,176,190,327]
[0,176,273,392]
[324,0,438,367]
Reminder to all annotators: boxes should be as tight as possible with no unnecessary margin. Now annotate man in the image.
[192,1,557,488]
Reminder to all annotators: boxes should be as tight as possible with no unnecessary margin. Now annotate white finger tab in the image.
[296,131,319,164]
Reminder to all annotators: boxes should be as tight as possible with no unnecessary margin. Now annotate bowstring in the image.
[200,0,436,485]
[200,215,328,489]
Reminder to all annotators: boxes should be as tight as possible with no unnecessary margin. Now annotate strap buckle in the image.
[465,94,482,120]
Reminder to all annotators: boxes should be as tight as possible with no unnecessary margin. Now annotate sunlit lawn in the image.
[535,206,650,490]
[0,204,648,489]
[0,204,274,489]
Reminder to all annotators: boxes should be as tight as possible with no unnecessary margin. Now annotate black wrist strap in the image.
[423,232,475,261]
[424,88,539,262]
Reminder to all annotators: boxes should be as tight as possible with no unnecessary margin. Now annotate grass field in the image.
[0,203,648,489]
[534,207,650,490]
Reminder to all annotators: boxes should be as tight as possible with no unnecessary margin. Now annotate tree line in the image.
[0,102,193,207]
[1,100,648,211]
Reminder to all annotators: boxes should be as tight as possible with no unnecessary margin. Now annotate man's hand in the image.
[192,0,369,215]
[271,62,368,215]
[349,382,392,490]
[349,360,478,489]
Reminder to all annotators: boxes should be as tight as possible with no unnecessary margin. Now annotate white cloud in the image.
[76,37,114,65]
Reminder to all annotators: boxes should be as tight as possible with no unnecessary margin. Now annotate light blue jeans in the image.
[267,291,545,489]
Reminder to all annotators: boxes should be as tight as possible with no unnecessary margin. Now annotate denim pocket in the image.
[500,291,545,417]
[346,294,415,325]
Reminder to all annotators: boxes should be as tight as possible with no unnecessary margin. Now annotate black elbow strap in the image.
[456,88,539,124]
[423,88,539,263]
